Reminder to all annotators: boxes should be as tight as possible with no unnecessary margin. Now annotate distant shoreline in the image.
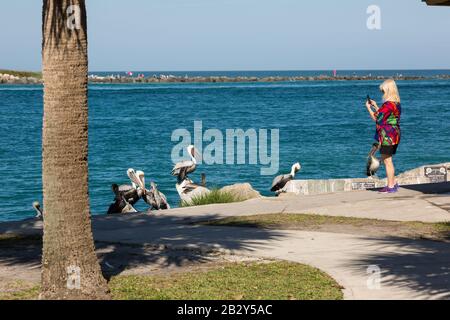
[88,74,450,84]
[2,70,450,85]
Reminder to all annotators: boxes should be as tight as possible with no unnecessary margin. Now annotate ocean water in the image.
[1,72,450,221]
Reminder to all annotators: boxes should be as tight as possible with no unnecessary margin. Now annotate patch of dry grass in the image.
[200,213,450,241]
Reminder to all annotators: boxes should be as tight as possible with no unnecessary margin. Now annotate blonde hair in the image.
[380,79,401,103]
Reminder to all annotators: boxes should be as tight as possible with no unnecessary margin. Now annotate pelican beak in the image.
[136,171,146,190]
[127,168,136,181]
[128,169,143,190]
[193,147,201,161]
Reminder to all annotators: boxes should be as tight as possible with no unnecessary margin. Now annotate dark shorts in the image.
[380,144,398,156]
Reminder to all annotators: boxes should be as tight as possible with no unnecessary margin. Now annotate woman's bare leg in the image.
[382,155,396,188]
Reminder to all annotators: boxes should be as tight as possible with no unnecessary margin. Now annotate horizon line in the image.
[3,68,450,73]
[88,68,450,72]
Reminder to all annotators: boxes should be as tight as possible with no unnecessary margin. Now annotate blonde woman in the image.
[366,79,402,193]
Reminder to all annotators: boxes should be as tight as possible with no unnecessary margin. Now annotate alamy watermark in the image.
[171,121,279,176]
[66,5,81,30]
[66,265,81,290]
[366,265,382,290]
[367,5,381,30]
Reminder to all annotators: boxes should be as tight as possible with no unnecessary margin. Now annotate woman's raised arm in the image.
[366,101,378,122]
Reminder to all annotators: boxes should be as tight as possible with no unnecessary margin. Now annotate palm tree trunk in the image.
[41,0,109,299]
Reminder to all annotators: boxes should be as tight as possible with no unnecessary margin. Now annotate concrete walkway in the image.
[157,183,450,223]
[1,182,449,300]
[86,214,449,300]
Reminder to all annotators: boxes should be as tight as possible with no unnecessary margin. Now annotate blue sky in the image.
[1,0,449,71]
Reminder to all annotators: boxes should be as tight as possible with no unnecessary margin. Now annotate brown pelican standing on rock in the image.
[171,145,198,182]
[32,201,43,219]
[366,143,381,177]
[172,145,210,203]
[271,163,302,195]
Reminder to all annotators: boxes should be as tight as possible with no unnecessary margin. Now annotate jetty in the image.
[88,73,450,84]
[2,71,450,85]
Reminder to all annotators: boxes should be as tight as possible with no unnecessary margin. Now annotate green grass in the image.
[0,69,42,79]
[0,281,40,300]
[200,213,450,241]
[202,213,369,227]
[0,261,343,300]
[110,261,343,300]
[181,189,244,207]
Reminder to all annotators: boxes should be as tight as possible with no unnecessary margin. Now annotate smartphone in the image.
[367,95,372,106]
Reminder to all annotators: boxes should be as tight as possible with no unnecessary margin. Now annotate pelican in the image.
[135,170,146,190]
[176,178,210,204]
[106,168,143,214]
[143,182,171,211]
[271,163,302,195]
[134,170,171,211]
[115,168,145,205]
[366,143,381,177]
[171,145,198,182]
[107,184,138,214]
[32,201,43,219]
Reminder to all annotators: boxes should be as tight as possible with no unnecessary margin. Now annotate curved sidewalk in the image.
[0,183,448,300]
[156,183,450,223]
[88,215,450,300]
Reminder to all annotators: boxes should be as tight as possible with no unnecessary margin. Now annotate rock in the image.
[220,183,261,201]
[176,179,211,205]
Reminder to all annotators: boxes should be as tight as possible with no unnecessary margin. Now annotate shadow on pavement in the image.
[0,213,285,281]
[92,213,286,278]
[368,182,450,195]
[348,236,450,299]
[400,182,450,194]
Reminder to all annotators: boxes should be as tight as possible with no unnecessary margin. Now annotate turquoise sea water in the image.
[1,71,450,221]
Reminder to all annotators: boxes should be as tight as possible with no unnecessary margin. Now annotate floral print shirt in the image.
[374,101,401,146]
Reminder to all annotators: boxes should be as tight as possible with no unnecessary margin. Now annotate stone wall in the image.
[283,162,450,196]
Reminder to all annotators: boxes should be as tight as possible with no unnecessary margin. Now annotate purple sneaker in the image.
[387,187,398,193]
[379,187,389,193]
[379,186,398,193]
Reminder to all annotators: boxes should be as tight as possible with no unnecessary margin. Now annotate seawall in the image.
[283,162,450,196]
